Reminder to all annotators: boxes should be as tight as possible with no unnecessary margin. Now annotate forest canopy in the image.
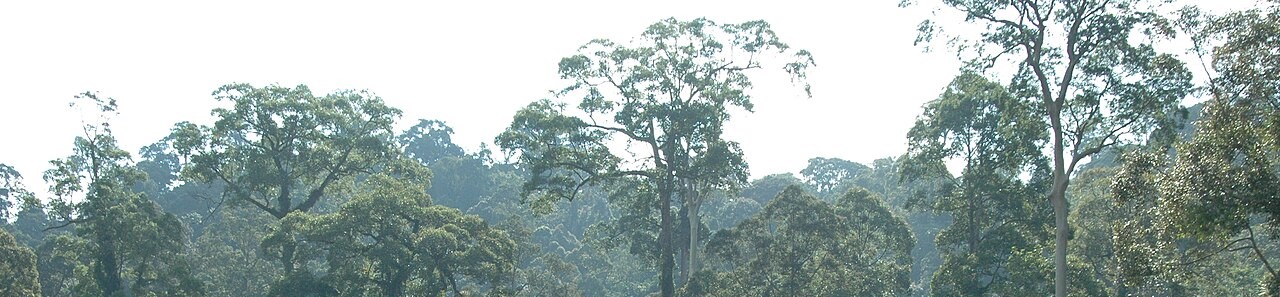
[2,1,1280,296]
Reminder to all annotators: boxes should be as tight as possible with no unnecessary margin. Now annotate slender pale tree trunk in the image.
[687,189,701,283]
[1051,115,1069,297]
[678,207,690,286]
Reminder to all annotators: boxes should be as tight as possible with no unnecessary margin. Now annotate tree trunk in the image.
[386,269,410,297]
[445,268,463,297]
[678,208,690,287]
[677,183,702,287]
[1051,118,1069,297]
[659,185,675,297]
[688,199,701,282]
[282,241,297,274]
[1052,187,1069,297]
[657,134,679,297]
[94,237,122,297]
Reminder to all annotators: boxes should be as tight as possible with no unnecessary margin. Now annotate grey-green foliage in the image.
[36,234,92,297]
[694,186,913,296]
[399,119,466,166]
[134,138,225,239]
[1106,151,1194,295]
[1068,155,1131,295]
[264,173,515,297]
[1068,146,1248,296]
[9,202,51,249]
[738,173,807,206]
[701,193,760,232]
[800,157,869,195]
[803,156,951,296]
[189,206,280,297]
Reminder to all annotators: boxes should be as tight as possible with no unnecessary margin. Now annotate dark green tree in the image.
[0,228,40,297]
[739,173,807,206]
[171,83,403,274]
[817,156,951,296]
[800,157,870,195]
[399,119,466,166]
[902,73,1057,295]
[696,186,913,296]
[189,206,280,297]
[265,173,515,297]
[43,93,203,297]
[496,17,814,296]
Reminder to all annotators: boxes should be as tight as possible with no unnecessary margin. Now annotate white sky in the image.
[0,1,1252,193]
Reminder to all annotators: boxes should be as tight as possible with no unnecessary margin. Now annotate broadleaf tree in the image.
[800,157,870,196]
[1144,3,1280,290]
[0,228,40,297]
[905,0,1194,294]
[264,173,515,297]
[902,73,1056,295]
[42,93,203,297]
[496,17,814,296]
[695,186,913,296]
[171,83,403,274]
[0,163,31,223]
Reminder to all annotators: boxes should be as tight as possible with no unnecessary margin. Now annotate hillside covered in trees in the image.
[2,1,1280,296]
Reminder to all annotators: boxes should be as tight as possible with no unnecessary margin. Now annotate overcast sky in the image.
[0,1,1252,193]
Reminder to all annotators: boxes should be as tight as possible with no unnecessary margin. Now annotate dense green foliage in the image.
[3,8,1279,296]
[694,186,913,296]
[903,73,1060,295]
[0,228,40,297]
[40,95,203,297]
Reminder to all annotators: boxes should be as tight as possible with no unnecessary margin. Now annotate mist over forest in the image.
[2,1,1280,296]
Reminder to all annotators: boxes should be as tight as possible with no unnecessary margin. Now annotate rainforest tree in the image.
[905,0,1194,294]
[497,17,814,296]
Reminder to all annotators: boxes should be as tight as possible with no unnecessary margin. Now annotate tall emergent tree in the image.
[43,94,203,297]
[172,83,402,273]
[497,17,814,296]
[906,0,1194,294]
